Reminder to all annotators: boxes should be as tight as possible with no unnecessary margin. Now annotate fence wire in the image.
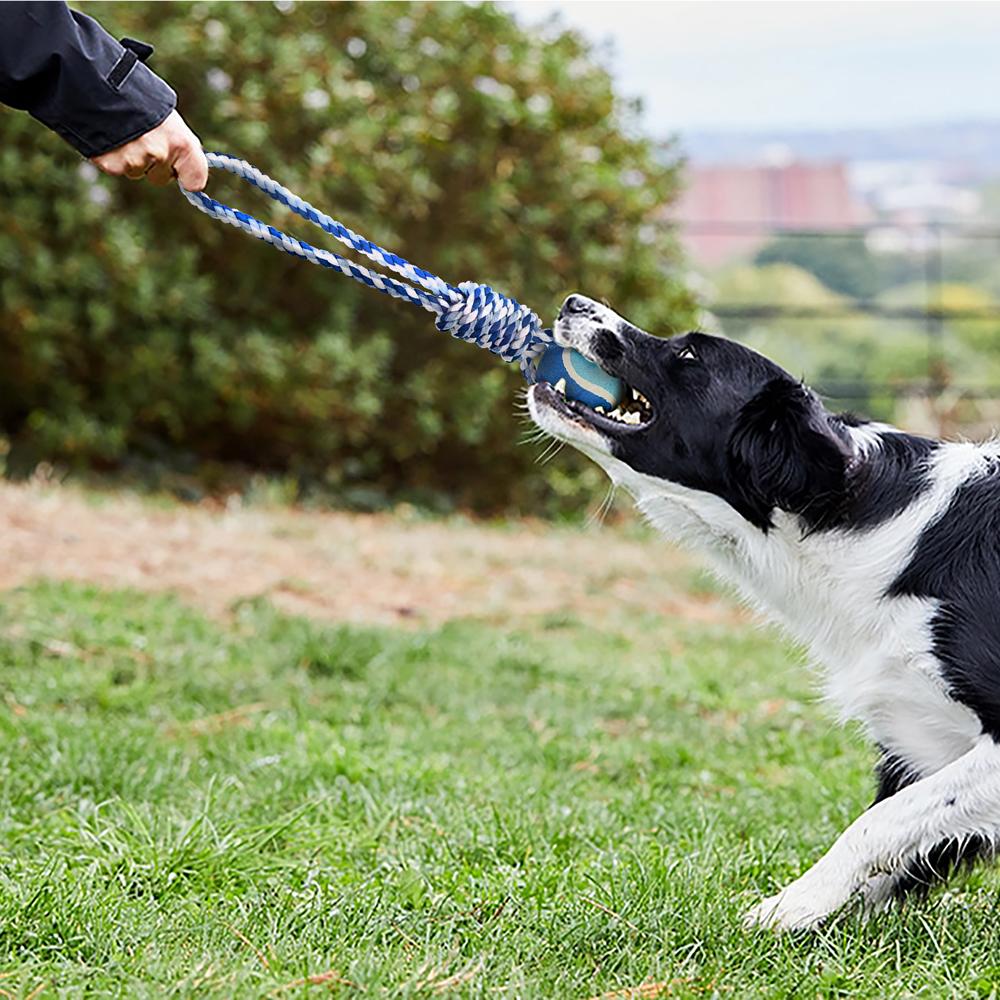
[671,220,1000,402]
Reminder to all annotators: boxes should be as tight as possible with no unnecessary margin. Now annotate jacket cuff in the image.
[60,59,177,159]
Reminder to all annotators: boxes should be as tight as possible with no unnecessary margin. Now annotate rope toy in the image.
[178,152,623,406]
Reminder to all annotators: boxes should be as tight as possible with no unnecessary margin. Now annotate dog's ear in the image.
[727,378,852,529]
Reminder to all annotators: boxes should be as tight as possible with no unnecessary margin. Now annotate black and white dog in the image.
[528,293,1000,931]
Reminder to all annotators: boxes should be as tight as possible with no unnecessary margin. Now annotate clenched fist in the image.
[91,109,208,191]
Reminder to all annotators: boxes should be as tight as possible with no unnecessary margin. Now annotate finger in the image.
[173,144,209,192]
[142,133,171,171]
[145,161,176,186]
[91,150,130,177]
[91,156,119,177]
[123,153,154,180]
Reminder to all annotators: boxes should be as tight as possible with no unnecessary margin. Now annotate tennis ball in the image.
[534,346,623,410]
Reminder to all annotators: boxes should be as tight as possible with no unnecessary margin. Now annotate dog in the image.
[527,293,1000,931]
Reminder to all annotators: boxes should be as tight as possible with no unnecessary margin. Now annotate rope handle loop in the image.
[179,153,552,378]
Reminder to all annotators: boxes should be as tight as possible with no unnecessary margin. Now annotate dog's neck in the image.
[592,430,989,669]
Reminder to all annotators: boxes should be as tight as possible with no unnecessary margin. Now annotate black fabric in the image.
[0,2,176,157]
[120,37,155,62]
[106,49,138,91]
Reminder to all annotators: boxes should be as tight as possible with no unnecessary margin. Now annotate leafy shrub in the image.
[0,1,693,513]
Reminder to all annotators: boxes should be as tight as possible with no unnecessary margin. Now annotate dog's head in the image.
[528,295,854,530]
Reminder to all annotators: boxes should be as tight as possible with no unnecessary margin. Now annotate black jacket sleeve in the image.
[0,2,177,157]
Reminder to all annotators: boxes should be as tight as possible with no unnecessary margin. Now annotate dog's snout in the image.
[560,294,592,318]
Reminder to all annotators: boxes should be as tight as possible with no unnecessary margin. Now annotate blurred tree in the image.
[713,262,844,310]
[880,281,1000,377]
[754,233,919,300]
[0,1,693,513]
[940,243,1000,298]
[711,264,942,419]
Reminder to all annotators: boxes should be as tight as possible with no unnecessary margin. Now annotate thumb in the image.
[174,143,209,192]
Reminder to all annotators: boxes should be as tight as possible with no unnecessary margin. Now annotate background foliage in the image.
[0,1,694,514]
[712,236,1000,424]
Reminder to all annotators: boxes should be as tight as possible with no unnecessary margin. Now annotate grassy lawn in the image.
[2,579,999,998]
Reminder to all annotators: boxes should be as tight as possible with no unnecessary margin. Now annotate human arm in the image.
[0,2,207,189]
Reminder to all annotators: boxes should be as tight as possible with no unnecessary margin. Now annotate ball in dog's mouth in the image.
[532,375,654,435]
[535,345,624,410]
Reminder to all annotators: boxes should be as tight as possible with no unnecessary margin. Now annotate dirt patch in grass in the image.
[0,481,746,628]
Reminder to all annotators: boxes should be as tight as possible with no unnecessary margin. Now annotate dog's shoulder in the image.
[838,419,940,530]
[883,436,1000,739]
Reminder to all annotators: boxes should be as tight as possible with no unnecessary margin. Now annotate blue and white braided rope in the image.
[179,152,553,379]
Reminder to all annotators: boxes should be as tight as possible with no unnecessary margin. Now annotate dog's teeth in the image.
[554,378,567,395]
[623,411,641,425]
[595,405,606,413]
[632,388,641,401]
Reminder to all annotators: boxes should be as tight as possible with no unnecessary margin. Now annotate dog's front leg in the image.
[744,736,1000,931]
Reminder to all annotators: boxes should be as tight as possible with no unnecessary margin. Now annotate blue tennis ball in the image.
[535,346,624,410]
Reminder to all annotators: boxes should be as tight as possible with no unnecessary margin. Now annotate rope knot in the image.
[435,282,553,379]
[181,155,554,379]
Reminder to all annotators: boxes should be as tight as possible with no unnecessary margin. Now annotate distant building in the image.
[850,159,983,253]
[672,160,870,268]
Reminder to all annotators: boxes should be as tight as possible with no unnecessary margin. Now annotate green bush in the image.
[0,1,693,513]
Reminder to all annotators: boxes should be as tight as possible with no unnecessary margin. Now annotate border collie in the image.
[528,293,1000,931]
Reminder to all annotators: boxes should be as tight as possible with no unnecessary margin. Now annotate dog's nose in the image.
[560,294,592,318]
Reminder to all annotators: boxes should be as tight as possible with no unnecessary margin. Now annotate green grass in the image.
[2,582,1000,998]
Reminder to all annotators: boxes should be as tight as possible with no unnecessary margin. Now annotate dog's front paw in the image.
[743,871,853,931]
[858,871,899,915]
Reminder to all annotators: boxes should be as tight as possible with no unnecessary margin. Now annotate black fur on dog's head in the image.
[528,296,855,531]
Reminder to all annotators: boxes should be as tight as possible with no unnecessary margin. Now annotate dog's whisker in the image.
[534,439,564,465]
[587,483,617,527]
[539,442,565,465]
[533,439,558,464]
[518,425,550,445]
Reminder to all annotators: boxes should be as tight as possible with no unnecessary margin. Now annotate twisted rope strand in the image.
[179,153,553,378]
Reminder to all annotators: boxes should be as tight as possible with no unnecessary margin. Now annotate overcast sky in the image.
[505,1,1000,136]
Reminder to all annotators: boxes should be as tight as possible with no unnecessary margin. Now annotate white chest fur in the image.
[729,551,982,779]
[592,438,994,782]
[712,471,986,781]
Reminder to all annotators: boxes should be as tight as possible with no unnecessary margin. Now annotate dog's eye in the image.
[677,346,698,361]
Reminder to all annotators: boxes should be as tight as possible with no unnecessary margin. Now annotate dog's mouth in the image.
[527,305,657,450]
[534,376,654,434]
[529,359,655,453]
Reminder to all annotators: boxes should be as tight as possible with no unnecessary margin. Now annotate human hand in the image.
[90,109,209,191]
